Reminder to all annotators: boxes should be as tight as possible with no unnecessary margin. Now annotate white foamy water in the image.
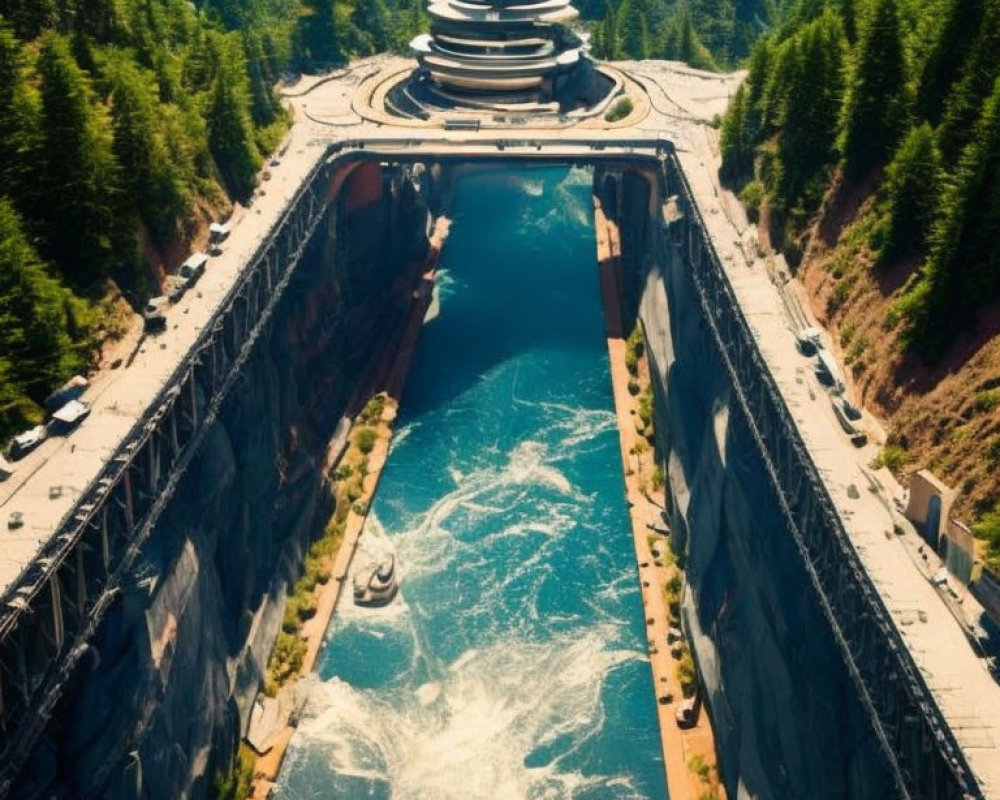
[284,632,647,800]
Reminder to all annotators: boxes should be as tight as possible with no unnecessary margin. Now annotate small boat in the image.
[353,554,399,607]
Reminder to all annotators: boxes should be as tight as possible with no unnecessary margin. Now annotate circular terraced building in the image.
[409,0,585,104]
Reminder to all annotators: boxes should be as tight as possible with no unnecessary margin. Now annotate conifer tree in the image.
[298,0,342,66]
[775,12,845,206]
[840,0,857,42]
[0,199,92,431]
[879,123,941,262]
[207,54,262,201]
[676,9,717,70]
[720,83,753,180]
[36,33,123,285]
[109,61,187,244]
[617,0,649,59]
[840,0,907,180]
[915,0,983,125]
[0,20,39,213]
[900,77,1000,353]
[935,0,1000,164]
[597,0,619,59]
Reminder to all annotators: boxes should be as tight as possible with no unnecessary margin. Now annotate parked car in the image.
[143,296,169,333]
[814,349,845,394]
[44,375,89,412]
[831,396,867,446]
[179,252,208,283]
[165,275,189,303]
[9,425,48,460]
[795,326,823,356]
[49,399,90,434]
[209,222,231,243]
[675,698,697,729]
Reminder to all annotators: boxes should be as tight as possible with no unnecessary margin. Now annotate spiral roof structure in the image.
[410,0,584,99]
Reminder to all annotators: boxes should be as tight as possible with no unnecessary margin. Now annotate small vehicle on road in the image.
[675,698,698,729]
[165,275,189,303]
[143,296,169,333]
[49,399,90,434]
[209,222,230,243]
[44,375,89,412]
[795,326,823,356]
[179,252,208,283]
[831,395,867,446]
[9,425,48,460]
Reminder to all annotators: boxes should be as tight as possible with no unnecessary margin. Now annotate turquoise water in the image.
[274,166,667,800]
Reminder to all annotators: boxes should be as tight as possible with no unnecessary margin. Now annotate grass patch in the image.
[975,390,1000,413]
[355,426,377,455]
[677,651,697,698]
[604,97,634,123]
[651,464,664,491]
[359,393,386,425]
[871,443,910,473]
[211,743,256,800]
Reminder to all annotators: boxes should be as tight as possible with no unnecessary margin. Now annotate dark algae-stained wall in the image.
[13,162,432,800]
[602,165,901,800]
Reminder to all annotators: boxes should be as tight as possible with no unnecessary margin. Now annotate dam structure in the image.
[0,52,998,800]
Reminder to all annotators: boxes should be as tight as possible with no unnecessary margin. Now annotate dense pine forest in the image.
[0,0,423,440]
[587,0,774,69]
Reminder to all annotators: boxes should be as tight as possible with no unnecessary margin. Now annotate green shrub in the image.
[689,754,711,783]
[738,181,765,220]
[627,324,644,358]
[973,504,1000,571]
[211,744,256,800]
[677,652,697,697]
[652,465,664,491]
[986,437,1000,466]
[355,427,377,454]
[266,631,307,690]
[604,97,634,123]
[360,394,386,425]
[872,443,909,473]
[624,349,639,377]
[638,392,653,426]
[295,593,317,621]
[334,464,353,481]
[975,391,1000,413]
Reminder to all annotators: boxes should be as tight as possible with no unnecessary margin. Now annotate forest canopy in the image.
[0,0,424,440]
[719,0,1000,359]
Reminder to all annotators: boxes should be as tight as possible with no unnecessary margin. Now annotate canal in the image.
[275,165,667,799]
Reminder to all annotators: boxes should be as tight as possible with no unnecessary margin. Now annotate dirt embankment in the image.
[796,176,1000,522]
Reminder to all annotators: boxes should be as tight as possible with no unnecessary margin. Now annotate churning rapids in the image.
[274,166,667,800]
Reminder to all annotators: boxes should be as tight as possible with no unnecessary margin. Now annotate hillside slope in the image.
[719,0,1000,564]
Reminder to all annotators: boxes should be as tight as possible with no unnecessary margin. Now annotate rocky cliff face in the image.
[15,162,432,800]
[608,167,898,800]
